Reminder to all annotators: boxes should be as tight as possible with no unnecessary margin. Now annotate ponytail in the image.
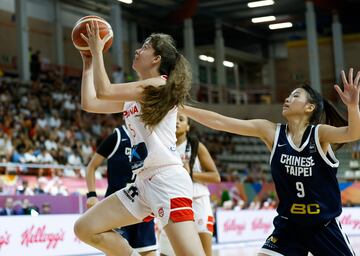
[302,84,347,150]
[139,34,192,129]
[185,134,199,178]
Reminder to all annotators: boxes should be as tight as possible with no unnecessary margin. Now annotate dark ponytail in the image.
[302,84,347,150]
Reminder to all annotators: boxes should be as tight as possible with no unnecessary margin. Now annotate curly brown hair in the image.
[139,33,192,128]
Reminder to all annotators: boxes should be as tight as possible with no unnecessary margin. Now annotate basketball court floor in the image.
[84,236,360,255]
[212,236,360,255]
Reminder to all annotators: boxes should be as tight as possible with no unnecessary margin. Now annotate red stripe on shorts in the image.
[207,216,214,233]
[169,197,194,222]
[143,214,154,222]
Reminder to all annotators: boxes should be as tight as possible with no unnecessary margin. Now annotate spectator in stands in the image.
[30,50,41,81]
[11,144,26,163]
[352,141,360,160]
[0,197,15,215]
[112,65,124,83]
[47,176,68,196]
[21,198,39,215]
[33,177,48,194]
[36,145,55,164]
[41,202,51,214]
[67,145,84,177]
[37,112,48,129]
[16,180,34,195]
[0,128,13,162]
[48,111,61,128]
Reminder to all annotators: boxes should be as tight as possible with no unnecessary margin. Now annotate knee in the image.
[73,217,88,241]
[74,217,100,244]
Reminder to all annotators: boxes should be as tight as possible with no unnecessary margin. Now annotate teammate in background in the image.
[159,112,220,256]
[182,69,359,256]
[85,125,157,256]
[74,21,205,256]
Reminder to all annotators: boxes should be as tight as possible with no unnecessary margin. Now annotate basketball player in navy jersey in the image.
[182,68,359,256]
[85,125,157,256]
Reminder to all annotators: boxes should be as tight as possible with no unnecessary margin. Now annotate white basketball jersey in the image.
[123,101,182,173]
[177,140,210,198]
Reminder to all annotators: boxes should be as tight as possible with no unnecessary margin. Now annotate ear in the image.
[152,55,161,65]
[305,103,315,113]
[186,124,190,132]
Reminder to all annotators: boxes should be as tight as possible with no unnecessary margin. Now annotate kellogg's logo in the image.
[341,214,360,230]
[223,219,246,235]
[21,225,65,249]
[251,218,272,233]
[0,231,11,249]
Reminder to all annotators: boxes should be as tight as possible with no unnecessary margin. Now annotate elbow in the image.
[94,81,111,100]
[95,88,109,100]
[80,100,95,113]
[210,172,221,183]
[214,173,221,183]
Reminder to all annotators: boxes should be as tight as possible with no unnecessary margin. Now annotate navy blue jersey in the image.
[96,126,132,196]
[270,124,342,226]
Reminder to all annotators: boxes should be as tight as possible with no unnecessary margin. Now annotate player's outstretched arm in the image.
[182,105,276,149]
[319,68,360,144]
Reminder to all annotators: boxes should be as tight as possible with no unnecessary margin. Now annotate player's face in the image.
[132,39,160,74]
[282,88,314,118]
[176,113,189,137]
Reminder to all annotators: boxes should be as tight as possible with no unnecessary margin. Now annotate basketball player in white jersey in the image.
[159,112,220,256]
[74,21,205,256]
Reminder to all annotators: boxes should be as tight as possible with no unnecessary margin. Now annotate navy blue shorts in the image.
[116,220,157,252]
[259,216,356,256]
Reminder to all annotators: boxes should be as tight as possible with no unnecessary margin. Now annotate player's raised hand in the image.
[80,21,112,56]
[334,68,360,108]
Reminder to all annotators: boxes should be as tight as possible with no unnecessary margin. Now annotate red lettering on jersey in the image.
[124,105,139,118]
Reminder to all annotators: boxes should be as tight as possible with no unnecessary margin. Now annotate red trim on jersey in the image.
[207,216,214,233]
[169,197,194,222]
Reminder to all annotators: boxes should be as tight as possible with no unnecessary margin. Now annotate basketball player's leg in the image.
[193,196,214,256]
[74,193,140,255]
[199,232,213,256]
[164,220,205,256]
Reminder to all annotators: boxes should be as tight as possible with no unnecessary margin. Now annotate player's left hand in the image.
[80,21,112,56]
[335,68,360,108]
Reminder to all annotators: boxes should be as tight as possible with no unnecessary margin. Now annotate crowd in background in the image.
[0,64,359,215]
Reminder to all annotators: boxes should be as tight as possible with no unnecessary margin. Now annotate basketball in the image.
[71,15,113,56]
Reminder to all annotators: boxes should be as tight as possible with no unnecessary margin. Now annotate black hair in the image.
[301,84,347,150]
